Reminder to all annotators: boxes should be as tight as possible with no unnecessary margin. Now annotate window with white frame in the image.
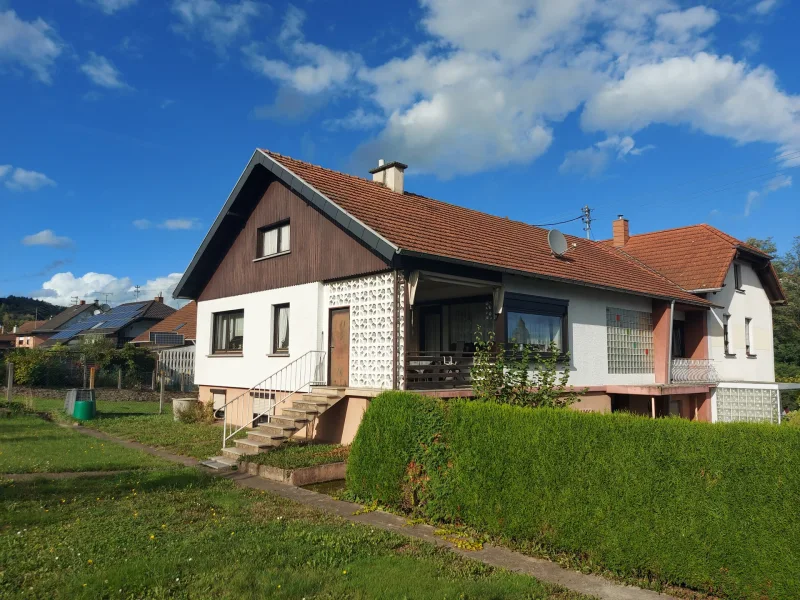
[272,304,290,354]
[505,293,569,354]
[257,221,290,258]
[212,310,244,354]
[723,313,734,356]
[745,317,755,357]
[734,263,743,292]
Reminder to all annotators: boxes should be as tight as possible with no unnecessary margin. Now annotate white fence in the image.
[158,345,195,391]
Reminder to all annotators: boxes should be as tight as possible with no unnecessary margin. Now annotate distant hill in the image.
[0,295,63,331]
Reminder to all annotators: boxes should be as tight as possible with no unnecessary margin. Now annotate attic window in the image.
[257,221,290,259]
[734,263,743,292]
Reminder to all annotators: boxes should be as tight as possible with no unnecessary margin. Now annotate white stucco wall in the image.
[502,275,656,387]
[705,262,775,383]
[195,282,324,389]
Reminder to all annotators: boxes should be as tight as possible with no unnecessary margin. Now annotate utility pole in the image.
[133,285,141,300]
[71,296,79,306]
[581,205,594,240]
[102,292,113,305]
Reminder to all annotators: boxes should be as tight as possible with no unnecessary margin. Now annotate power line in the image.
[531,215,584,227]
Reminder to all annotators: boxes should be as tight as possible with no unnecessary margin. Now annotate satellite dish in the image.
[548,229,568,257]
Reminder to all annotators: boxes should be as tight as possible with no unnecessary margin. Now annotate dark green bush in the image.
[348,392,800,599]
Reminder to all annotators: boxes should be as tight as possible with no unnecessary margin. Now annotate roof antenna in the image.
[581,205,594,239]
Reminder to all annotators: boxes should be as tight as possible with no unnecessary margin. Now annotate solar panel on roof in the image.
[47,302,149,340]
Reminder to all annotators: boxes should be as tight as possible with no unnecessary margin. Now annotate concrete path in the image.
[54,423,671,600]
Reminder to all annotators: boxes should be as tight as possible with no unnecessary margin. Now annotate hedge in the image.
[347,392,800,599]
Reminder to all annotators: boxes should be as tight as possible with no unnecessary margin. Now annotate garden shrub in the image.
[175,400,215,424]
[348,392,800,599]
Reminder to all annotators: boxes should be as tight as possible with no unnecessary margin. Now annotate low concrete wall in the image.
[242,460,346,486]
[570,393,612,413]
[4,386,197,403]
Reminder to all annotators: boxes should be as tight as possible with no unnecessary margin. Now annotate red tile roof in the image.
[612,224,772,291]
[133,301,197,344]
[16,320,47,335]
[265,151,709,306]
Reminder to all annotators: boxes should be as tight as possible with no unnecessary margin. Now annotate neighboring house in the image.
[0,333,15,350]
[173,150,788,456]
[133,301,197,388]
[43,296,176,348]
[29,300,105,346]
[14,320,47,348]
[608,221,787,423]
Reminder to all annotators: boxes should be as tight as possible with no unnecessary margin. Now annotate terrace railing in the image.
[405,351,475,390]
[670,358,720,384]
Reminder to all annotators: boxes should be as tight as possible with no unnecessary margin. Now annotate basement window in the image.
[257,221,290,259]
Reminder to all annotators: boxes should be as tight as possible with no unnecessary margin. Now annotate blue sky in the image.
[1,0,798,306]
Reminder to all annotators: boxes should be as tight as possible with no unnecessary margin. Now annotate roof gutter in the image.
[396,249,712,308]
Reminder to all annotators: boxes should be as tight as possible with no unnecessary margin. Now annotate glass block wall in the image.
[607,308,654,374]
[715,386,779,424]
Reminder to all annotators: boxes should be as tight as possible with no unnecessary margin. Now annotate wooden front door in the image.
[329,308,350,387]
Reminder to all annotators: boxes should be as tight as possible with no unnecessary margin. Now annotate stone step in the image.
[282,407,320,419]
[292,400,330,412]
[222,447,245,460]
[234,438,274,454]
[247,430,288,445]
[255,422,298,437]
[200,456,237,470]
[269,415,307,428]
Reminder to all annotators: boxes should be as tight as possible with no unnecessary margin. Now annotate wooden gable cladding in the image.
[198,179,390,301]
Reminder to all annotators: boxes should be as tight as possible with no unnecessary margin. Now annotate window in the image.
[272,304,290,354]
[723,313,734,356]
[212,310,244,354]
[504,293,568,354]
[257,221,290,258]
[734,263,743,291]
[745,317,754,356]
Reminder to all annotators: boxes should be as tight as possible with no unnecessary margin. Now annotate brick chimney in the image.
[80,299,86,305]
[612,215,630,247]
[370,159,407,194]
[154,293,164,303]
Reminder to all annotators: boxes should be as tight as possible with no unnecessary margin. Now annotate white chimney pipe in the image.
[370,160,408,194]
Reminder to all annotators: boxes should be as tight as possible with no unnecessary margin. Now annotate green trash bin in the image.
[72,400,96,420]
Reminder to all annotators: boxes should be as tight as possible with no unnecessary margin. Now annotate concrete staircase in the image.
[219,387,344,461]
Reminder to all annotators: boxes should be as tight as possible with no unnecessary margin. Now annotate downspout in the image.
[666,300,675,385]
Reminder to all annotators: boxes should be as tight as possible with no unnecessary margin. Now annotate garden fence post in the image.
[151,370,156,391]
[180,372,185,392]
[117,367,122,390]
[159,374,164,415]
[83,361,87,389]
[5,362,13,404]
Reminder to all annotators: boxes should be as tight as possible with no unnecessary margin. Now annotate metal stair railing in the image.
[215,350,326,448]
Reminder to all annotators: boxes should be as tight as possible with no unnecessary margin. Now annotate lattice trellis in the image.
[715,386,779,424]
[327,272,400,389]
[606,307,654,374]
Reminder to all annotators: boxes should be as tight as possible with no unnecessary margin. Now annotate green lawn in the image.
[0,468,589,599]
[0,416,172,473]
[20,397,229,460]
[243,442,349,469]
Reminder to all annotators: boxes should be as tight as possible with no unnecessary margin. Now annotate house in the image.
[28,300,105,346]
[14,320,47,348]
[132,301,197,389]
[173,150,787,457]
[43,296,176,348]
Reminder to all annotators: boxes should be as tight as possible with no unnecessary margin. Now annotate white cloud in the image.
[323,108,385,131]
[33,272,184,307]
[171,0,260,53]
[0,10,62,83]
[80,52,129,89]
[740,34,761,56]
[4,167,56,191]
[582,53,800,151]
[744,173,791,216]
[752,0,779,15]
[84,0,139,14]
[560,135,653,176]
[21,229,73,248]
[133,218,200,230]
[244,6,359,94]
[654,6,718,42]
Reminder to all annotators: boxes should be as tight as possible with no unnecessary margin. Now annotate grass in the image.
[0,415,172,474]
[0,468,591,600]
[18,396,231,460]
[242,442,349,470]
